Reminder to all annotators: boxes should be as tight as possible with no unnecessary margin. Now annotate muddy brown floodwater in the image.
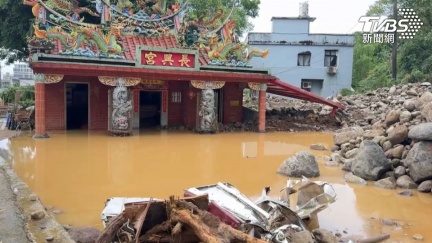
[3,131,432,242]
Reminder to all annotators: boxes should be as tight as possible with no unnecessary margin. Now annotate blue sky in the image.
[1,0,376,76]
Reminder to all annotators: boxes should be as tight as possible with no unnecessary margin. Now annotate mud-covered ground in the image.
[0,128,74,243]
[0,164,31,243]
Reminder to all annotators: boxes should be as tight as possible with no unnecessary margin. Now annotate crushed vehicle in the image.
[99,178,336,243]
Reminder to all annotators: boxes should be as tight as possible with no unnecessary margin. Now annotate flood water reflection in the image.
[5,131,432,242]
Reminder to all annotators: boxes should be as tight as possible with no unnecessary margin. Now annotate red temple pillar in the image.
[258,84,267,133]
[33,75,49,138]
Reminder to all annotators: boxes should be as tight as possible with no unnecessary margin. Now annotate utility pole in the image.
[392,0,398,80]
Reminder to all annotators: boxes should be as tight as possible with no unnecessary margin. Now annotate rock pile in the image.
[330,82,432,194]
[242,95,343,132]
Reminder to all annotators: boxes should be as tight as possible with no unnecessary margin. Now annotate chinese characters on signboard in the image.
[363,33,395,44]
[141,51,195,68]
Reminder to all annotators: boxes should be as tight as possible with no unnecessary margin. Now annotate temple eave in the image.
[31,62,272,83]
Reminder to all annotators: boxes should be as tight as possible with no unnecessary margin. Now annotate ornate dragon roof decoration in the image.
[24,0,269,66]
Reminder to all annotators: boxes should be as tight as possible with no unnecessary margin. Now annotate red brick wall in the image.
[182,85,198,128]
[168,82,185,126]
[45,81,65,131]
[44,78,244,130]
[45,76,110,131]
[223,83,243,124]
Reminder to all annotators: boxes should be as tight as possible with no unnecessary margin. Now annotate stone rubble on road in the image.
[329,82,432,195]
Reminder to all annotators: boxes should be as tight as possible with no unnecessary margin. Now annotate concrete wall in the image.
[247,19,354,98]
[271,18,310,34]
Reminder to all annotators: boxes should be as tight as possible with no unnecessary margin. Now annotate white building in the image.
[13,63,35,86]
[246,2,354,98]
[1,72,13,88]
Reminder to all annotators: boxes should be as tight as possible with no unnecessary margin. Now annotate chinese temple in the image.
[24,0,344,138]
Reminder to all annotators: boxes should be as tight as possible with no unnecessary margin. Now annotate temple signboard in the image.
[137,46,199,70]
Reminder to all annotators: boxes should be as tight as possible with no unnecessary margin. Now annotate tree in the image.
[0,0,260,63]
[0,85,35,107]
[351,0,432,92]
[366,0,392,16]
[186,0,259,36]
[0,0,34,64]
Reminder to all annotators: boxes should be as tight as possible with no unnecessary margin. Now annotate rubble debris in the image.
[98,180,337,243]
[97,195,268,243]
[330,83,432,195]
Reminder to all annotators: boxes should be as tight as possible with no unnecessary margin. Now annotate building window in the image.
[297,51,311,66]
[324,50,338,67]
[171,92,181,103]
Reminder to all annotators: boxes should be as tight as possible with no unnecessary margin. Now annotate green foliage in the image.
[0,0,34,64]
[399,32,432,73]
[352,0,432,92]
[366,0,392,16]
[185,0,259,36]
[340,88,355,96]
[0,85,35,107]
[352,32,393,92]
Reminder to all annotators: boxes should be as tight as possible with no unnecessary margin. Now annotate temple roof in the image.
[45,34,211,66]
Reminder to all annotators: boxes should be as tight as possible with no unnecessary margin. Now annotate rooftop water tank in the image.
[299,1,309,18]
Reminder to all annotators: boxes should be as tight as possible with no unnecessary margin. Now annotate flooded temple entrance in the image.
[139,91,161,128]
[66,83,89,130]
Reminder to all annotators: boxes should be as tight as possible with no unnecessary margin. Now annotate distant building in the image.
[246,2,354,98]
[1,72,13,88]
[13,63,35,86]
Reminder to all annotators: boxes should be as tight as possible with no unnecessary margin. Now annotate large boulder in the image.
[399,111,412,123]
[408,123,432,141]
[351,140,391,181]
[403,99,416,111]
[374,177,396,189]
[67,226,101,243]
[277,151,320,178]
[385,110,400,127]
[417,180,432,193]
[415,91,432,110]
[333,126,364,145]
[396,175,417,189]
[421,102,432,122]
[388,125,408,145]
[405,141,432,184]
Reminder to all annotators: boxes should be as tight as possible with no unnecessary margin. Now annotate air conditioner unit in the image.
[302,81,312,89]
[327,66,338,75]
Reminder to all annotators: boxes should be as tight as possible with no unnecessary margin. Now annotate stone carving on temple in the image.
[111,78,132,132]
[199,88,217,133]
[191,80,225,89]
[99,76,141,86]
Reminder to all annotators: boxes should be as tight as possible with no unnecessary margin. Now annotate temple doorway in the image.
[139,91,161,128]
[66,83,89,130]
